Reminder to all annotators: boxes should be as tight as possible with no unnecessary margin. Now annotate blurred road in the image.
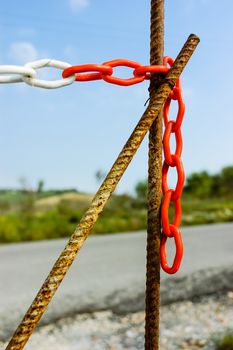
[0,222,232,339]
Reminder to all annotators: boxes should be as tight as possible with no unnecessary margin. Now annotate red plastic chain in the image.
[161,56,185,274]
[62,64,113,82]
[62,57,185,274]
[62,59,169,86]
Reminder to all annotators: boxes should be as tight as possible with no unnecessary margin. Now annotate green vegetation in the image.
[214,332,233,350]
[134,166,233,226]
[0,166,232,243]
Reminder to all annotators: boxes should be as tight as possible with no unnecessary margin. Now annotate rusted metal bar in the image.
[145,0,164,349]
[5,34,199,350]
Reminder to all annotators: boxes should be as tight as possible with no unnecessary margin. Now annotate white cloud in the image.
[69,0,89,12]
[9,42,38,64]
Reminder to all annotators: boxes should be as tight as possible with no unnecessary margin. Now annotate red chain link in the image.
[101,59,146,86]
[161,56,185,274]
[62,64,113,82]
[62,57,186,274]
[160,225,183,274]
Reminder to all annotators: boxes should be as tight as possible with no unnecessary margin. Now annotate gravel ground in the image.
[1,292,232,350]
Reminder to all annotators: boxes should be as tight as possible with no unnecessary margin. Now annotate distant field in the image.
[35,192,93,210]
[0,189,232,243]
[181,196,233,226]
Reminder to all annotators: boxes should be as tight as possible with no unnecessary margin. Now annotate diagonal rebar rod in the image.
[146,0,164,348]
[5,34,200,350]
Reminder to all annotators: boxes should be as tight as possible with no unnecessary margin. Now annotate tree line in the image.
[135,166,233,202]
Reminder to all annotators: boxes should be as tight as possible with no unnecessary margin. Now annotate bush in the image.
[215,332,233,350]
[0,215,22,242]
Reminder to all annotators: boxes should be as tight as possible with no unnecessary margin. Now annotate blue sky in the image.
[0,0,232,194]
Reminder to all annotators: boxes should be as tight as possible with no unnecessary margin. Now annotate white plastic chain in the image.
[0,59,76,89]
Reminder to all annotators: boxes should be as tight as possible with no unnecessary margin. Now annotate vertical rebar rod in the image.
[145,0,164,349]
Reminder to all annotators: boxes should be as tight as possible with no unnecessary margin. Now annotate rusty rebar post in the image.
[145,0,164,349]
[5,34,199,350]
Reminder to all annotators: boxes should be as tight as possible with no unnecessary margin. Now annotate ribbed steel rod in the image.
[5,34,200,350]
[145,0,164,348]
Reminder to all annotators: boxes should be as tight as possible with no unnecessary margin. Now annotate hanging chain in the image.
[0,58,168,88]
[161,56,185,274]
[0,55,185,274]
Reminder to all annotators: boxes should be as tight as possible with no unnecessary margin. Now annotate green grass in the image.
[182,197,233,226]
[0,190,232,243]
[215,332,233,350]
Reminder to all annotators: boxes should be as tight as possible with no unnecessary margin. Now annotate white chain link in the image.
[23,59,75,89]
[0,59,76,89]
[0,65,36,83]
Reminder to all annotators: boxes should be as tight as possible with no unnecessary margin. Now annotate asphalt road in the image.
[0,222,232,339]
